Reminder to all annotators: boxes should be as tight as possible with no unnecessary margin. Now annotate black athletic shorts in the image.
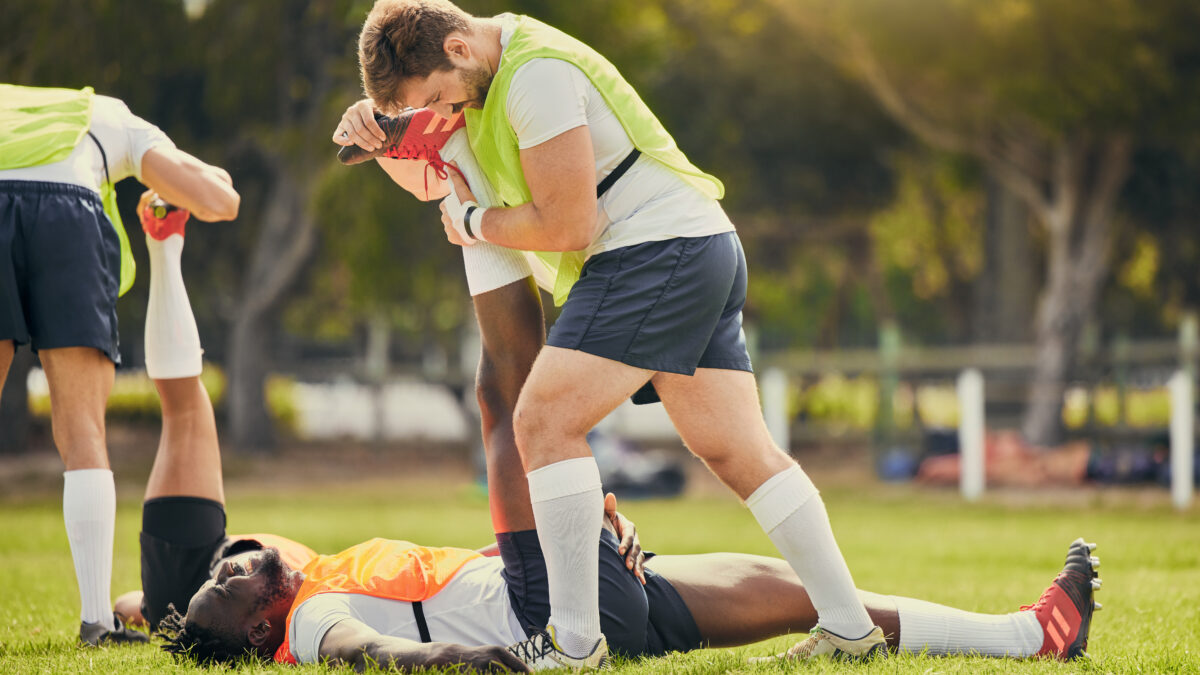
[0,180,121,363]
[496,529,702,657]
[139,496,241,629]
[546,232,752,405]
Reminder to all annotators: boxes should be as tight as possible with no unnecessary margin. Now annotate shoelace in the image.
[784,627,827,658]
[383,142,466,200]
[507,632,556,663]
[1020,577,1062,612]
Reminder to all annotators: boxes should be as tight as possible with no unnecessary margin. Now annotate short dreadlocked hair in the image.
[156,603,262,666]
[358,0,473,112]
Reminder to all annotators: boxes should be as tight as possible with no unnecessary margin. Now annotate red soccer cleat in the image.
[336,108,465,199]
[1021,538,1101,660]
[336,108,463,169]
[140,198,190,240]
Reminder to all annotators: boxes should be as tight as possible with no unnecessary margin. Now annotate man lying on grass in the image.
[126,161,1101,670]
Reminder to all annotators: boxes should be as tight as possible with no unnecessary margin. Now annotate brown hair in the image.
[358,0,472,112]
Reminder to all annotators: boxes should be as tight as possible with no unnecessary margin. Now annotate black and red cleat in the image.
[336,108,464,168]
[1021,538,1101,660]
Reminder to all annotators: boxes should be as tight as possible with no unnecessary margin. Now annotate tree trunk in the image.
[0,347,36,453]
[1018,136,1132,446]
[226,163,319,452]
[228,309,275,450]
[973,175,1035,343]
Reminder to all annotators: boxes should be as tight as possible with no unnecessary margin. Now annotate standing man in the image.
[0,83,240,645]
[343,1,885,667]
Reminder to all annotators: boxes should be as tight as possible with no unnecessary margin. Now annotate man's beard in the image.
[459,65,493,109]
[251,548,291,612]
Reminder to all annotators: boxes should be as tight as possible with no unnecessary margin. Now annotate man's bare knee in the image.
[512,397,545,455]
[513,394,579,451]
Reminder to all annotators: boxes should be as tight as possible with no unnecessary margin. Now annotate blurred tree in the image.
[188,0,365,450]
[871,152,984,344]
[1111,142,1200,335]
[775,0,1200,444]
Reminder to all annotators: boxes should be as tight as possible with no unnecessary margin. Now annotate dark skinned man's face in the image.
[185,547,303,653]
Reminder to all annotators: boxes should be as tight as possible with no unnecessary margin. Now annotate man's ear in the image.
[444,35,470,62]
[247,619,271,647]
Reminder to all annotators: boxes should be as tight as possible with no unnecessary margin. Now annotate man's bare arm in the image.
[318,618,528,672]
[448,126,597,252]
[140,147,240,222]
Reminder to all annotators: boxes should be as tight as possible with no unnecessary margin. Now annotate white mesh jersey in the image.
[442,128,555,296]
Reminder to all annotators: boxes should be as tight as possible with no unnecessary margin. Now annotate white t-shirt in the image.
[498,14,734,258]
[443,129,556,295]
[286,556,527,665]
[0,95,175,194]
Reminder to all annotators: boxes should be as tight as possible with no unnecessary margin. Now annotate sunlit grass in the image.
[1,477,1197,673]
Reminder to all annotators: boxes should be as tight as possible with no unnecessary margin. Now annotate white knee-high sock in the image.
[144,233,202,379]
[63,469,116,629]
[746,464,874,638]
[527,457,604,656]
[892,596,1042,657]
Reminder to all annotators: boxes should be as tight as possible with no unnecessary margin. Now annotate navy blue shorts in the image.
[496,529,702,657]
[0,181,121,363]
[547,233,752,404]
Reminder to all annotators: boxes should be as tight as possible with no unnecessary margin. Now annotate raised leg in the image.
[472,276,544,534]
[143,376,223,503]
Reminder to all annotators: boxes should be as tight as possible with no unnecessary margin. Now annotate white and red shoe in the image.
[1022,538,1101,659]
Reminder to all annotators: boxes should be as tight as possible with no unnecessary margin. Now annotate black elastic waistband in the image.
[0,180,102,203]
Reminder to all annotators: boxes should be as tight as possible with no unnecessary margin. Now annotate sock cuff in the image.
[746,464,818,533]
[63,468,114,485]
[64,470,115,513]
[527,457,602,503]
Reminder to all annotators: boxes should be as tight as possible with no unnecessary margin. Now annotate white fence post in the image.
[957,368,985,502]
[1169,370,1194,510]
[762,367,790,452]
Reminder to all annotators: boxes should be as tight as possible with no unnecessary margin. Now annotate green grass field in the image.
[1,465,1198,674]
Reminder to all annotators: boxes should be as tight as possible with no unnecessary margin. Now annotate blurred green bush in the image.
[29,365,298,433]
[788,375,1171,432]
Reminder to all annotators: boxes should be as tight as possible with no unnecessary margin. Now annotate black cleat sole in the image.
[337,112,417,166]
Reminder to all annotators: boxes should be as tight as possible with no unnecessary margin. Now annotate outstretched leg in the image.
[646,539,1100,660]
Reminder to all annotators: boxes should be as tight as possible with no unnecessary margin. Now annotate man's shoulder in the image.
[90,95,137,124]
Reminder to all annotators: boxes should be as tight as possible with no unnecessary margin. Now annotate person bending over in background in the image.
[0,83,239,646]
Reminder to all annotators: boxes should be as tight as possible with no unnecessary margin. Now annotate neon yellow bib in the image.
[0,84,135,295]
[465,16,724,306]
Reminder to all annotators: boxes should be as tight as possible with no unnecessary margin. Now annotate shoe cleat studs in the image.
[1085,542,1097,552]
[1089,556,1100,568]
[1094,601,1103,611]
[1091,578,1102,591]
